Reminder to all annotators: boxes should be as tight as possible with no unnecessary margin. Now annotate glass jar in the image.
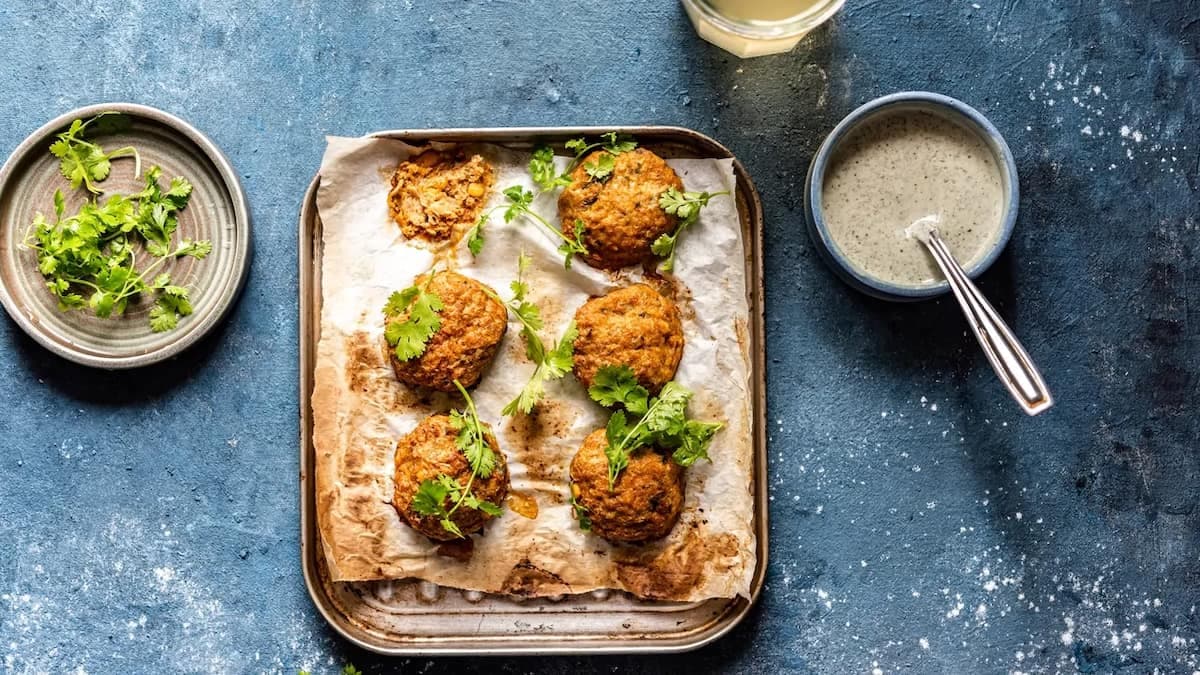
[681,0,847,58]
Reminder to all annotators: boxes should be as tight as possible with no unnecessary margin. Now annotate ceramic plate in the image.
[0,103,250,368]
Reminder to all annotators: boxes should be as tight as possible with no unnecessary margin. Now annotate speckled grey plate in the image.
[0,103,250,368]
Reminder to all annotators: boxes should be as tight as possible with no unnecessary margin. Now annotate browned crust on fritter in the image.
[388,150,495,241]
[557,147,683,269]
[392,414,510,541]
[385,271,508,392]
[569,429,684,544]
[572,283,684,395]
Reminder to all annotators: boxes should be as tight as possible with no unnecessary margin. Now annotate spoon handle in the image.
[922,233,1054,416]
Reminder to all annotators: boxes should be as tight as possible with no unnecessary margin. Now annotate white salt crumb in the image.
[919,637,930,650]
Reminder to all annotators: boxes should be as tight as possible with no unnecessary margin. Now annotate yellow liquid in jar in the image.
[707,0,826,22]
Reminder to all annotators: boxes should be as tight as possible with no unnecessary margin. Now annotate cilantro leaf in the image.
[412,478,451,517]
[529,145,571,191]
[584,152,615,183]
[655,187,729,272]
[570,493,592,531]
[382,277,444,361]
[342,664,363,675]
[498,256,577,416]
[465,209,489,256]
[50,115,141,194]
[601,131,638,154]
[588,365,649,415]
[604,411,631,490]
[671,420,723,467]
[149,303,178,332]
[564,138,588,155]
[544,321,577,379]
[558,219,586,269]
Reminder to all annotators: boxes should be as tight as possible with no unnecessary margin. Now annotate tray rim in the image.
[299,125,768,655]
[0,101,251,369]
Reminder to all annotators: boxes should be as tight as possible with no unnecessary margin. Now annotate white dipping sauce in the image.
[820,109,1006,288]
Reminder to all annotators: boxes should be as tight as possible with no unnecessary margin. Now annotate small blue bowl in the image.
[805,92,1019,301]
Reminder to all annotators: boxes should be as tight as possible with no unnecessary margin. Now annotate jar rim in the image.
[685,0,846,38]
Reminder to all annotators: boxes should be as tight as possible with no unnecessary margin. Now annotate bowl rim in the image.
[0,102,251,369]
[805,91,1019,301]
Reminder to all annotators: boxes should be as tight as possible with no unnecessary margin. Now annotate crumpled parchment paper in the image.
[312,135,755,600]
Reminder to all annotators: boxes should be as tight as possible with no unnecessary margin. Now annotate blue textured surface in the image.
[1,1,1197,673]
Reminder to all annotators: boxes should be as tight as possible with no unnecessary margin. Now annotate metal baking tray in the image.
[298,126,767,655]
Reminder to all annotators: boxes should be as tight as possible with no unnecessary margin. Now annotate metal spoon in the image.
[906,216,1053,416]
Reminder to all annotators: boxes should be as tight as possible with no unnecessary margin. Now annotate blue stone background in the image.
[0,0,1197,672]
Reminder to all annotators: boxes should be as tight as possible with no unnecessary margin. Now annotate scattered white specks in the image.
[153,567,176,589]
[947,596,965,618]
[1061,617,1076,645]
[919,637,930,650]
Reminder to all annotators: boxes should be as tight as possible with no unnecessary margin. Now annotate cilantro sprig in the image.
[527,132,637,192]
[653,187,730,272]
[469,133,635,261]
[49,114,141,194]
[24,165,210,331]
[383,272,445,361]
[410,381,505,538]
[570,493,592,531]
[588,365,723,490]
[465,186,587,268]
[494,253,577,415]
[584,153,615,183]
[528,145,571,192]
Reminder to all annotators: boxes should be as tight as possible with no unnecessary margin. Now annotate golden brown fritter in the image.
[572,284,684,395]
[558,148,684,269]
[570,429,684,543]
[388,150,494,241]
[385,271,508,392]
[393,414,510,541]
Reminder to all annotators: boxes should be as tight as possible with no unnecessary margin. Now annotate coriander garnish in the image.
[528,145,571,192]
[583,152,615,183]
[382,271,445,361]
[496,253,577,415]
[465,187,587,268]
[588,365,723,490]
[569,492,592,531]
[471,133,635,261]
[410,381,505,538]
[24,162,210,331]
[653,187,730,272]
[528,131,637,191]
[49,114,141,194]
